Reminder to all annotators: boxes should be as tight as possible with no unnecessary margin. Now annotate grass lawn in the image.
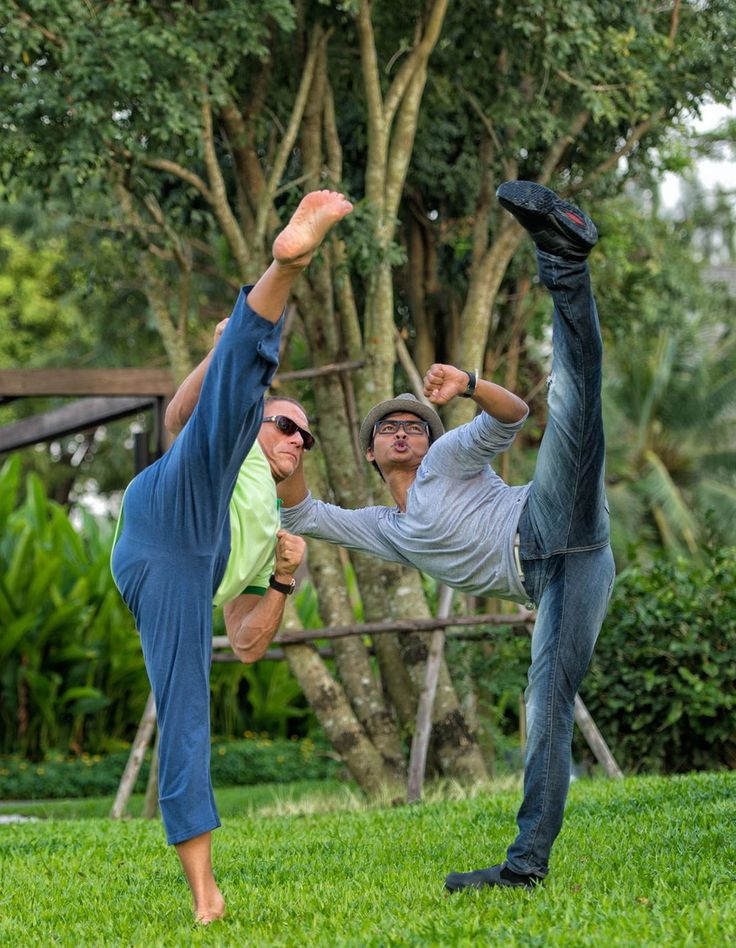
[1,771,734,946]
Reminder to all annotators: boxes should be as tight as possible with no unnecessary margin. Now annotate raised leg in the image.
[524,252,608,554]
[111,190,353,922]
[496,181,608,555]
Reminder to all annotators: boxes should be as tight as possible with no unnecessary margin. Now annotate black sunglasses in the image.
[262,415,315,451]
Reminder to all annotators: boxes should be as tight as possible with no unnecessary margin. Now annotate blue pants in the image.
[510,251,615,875]
[111,289,282,845]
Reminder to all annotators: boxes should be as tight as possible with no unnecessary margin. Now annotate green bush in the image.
[0,456,149,757]
[445,551,736,777]
[0,735,341,800]
[581,548,736,773]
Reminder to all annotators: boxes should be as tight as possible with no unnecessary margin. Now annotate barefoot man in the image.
[111,191,353,922]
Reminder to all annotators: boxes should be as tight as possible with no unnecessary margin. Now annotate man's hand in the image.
[423,364,470,405]
[165,317,230,434]
[213,317,229,347]
[273,529,305,581]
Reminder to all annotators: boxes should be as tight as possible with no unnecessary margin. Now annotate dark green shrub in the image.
[0,735,341,800]
[581,548,736,773]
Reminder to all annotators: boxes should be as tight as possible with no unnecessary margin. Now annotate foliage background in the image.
[1,0,735,788]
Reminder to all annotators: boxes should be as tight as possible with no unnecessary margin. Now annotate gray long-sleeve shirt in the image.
[280,411,532,602]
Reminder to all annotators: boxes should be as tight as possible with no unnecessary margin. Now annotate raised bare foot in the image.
[194,886,226,924]
[272,189,353,267]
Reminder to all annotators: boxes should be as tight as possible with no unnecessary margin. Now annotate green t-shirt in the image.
[213,440,279,606]
[111,442,278,606]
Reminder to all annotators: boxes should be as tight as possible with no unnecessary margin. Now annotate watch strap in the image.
[269,574,296,595]
[458,369,477,399]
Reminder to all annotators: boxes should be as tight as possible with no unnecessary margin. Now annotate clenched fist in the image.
[423,364,470,405]
[272,529,306,581]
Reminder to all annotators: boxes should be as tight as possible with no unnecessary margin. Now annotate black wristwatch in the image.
[459,369,477,399]
[269,574,296,595]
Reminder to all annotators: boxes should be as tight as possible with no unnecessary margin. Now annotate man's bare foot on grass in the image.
[176,832,226,925]
[194,886,226,924]
[272,189,353,267]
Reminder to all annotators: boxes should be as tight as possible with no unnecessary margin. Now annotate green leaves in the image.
[582,548,736,773]
[0,457,147,756]
[2,0,296,190]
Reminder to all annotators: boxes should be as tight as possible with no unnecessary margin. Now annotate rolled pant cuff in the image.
[166,816,222,847]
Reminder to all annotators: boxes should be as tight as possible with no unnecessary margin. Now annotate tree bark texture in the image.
[280,600,400,796]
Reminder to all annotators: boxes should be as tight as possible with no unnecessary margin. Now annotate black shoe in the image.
[444,862,542,893]
[497,180,598,260]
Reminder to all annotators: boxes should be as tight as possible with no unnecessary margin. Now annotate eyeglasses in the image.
[262,415,315,451]
[373,419,429,437]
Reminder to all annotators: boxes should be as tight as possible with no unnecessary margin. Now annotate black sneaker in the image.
[444,862,543,893]
[497,180,598,260]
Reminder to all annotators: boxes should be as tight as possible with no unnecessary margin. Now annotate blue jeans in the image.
[507,251,615,876]
[111,289,282,845]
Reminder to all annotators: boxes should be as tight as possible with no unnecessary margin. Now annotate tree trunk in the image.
[301,457,405,779]
[280,602,401,796]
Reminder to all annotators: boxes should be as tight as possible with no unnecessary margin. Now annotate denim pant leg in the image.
[112,541,222,844]
[505,545,615,875]
[111,289,283,845]
[154,286,282,550]
[522,251,608,553]
[509,250,613,875]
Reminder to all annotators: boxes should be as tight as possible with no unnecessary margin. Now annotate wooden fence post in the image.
[110,691,156,819]
[142,728,160,819]
[406,585,454,803]
[573,694,623,779]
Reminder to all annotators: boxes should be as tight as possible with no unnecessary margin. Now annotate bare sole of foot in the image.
[273,189,353,266]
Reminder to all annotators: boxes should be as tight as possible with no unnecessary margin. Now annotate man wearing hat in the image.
[279,180,615,892]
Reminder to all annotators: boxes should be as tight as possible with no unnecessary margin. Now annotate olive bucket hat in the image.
[359,393,445,454]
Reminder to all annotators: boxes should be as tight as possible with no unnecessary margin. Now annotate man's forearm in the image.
[470,377,528,424]
[224,591,288,664]
[165,351,214,434]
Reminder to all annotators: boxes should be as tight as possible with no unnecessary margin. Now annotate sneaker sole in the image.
[497,180,598,251]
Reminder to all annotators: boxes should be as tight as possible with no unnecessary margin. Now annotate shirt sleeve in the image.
[280,493,413,567]
[423,410,528,477]
[241,553,274,596]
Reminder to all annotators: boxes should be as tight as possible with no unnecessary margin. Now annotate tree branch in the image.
[201,96,251,277]
[130,153,213,204]
[537,109,590,185]
[570,110,665,193]
[13,9,65,49]
[358,0,388,204]
[254,24,325,244]
[384,0,449,127]
[668,0,682,45]
[323,73,343,185]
